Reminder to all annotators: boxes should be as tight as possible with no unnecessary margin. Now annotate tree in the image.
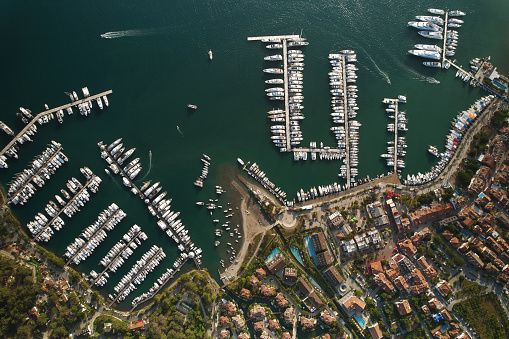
[36,313,49,327]
[400,318,411,331]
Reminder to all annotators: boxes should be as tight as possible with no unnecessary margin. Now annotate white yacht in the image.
[408,50,441,60]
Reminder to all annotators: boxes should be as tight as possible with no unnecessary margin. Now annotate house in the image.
[275,292,289,308]
[232,315,245,331]
[240,288,251,299]
[343,239,358,255]
[409,203,454,225]
[354,234,369,251]
[253,321,264,332]
[259,331,269,339]
[219,316,230,326]
[284,307,295,324]
[341,295,366,314]
[428,298,441,310]
[265,253,286,274]
[222,301,237,316]
[374,273,395,292]
[320,310,336,325]
[466,251,485,268]
[268,319,280,331]
[219,330,230,339]
[316,251,334,266]
[411,269,429,295]
[308,291,324,309]
[250,275,260,287]
[129,320,145,332]
[339,223,353,236]
[369,260,384,275]
[28,306,40,319]
[367,202,390,227]
[256,268,266,279]
[386,198,404,232]
[422,305,431,316]
[324,266,344,287]
[396,300,412,316]
[366,229,383,247]
[311,233,328,252]
[282,332,292,339]
[283,267,298,283]
[260,285,276,297]
[300,316,317,330]
[441,309,453,322]
[437,281,452,298]
[394,275,409,292]
[297,278,313,296]
[399,239,417,257]
[367,323,383,339]
[250,305,266,318]
[417,256,438,280]
[328,211,344,228]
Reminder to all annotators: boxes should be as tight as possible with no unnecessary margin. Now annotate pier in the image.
[101,144,202,270]
[64,208,124,267]
[282,39,291,150]
[108,247,164,306]
[340,56,352,188]
[0,90,112,158]
[247,35,300,41]
[33,175,99,242]
[441,11,449,67]
[6,143,64,204]
[129,258,188,312]
[90,230,144,286]
[393,101,399,173]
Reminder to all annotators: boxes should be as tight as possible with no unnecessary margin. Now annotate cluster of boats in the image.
[455,69,472,82]
[381,97,408,170]
[130,263,181,307]
[111,245,166,303]
[241,159,287,204]
[67,87,108,116]
[262,37,308,151]
[64,204,127,265]
[28,167,101,241]
[91,225,148,287]
[328,51,360,180]
[7,141,67,205]
[99,138,140,183]
[296,182,344,202]
[405,95,495,186]
[408,8,465,66]
[194,154,211,187]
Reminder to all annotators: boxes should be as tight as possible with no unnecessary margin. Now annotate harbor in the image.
[98,139,203,270]
[0,89,112,162]
[6,141,67,205]
[381,96,407,174]
[31,168,102,242]
[90,225,147,287]
[64,204,126,266]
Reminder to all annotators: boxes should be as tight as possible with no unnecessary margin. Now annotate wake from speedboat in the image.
[105,170,122,189]
[176,126,184,137]
[359,47,391,85]
[139,150,152,181]
[396,60,441,84]
[100,28,166,39]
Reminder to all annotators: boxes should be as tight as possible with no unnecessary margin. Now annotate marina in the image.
[249,35,361,188]
[31,168,102,242]
[64,203,126,266]
[6,141,67,205]
[0,89,112,162]
[90,224,147,287]
[108,245,166,305]
[98,139,203,270]
[381,96,407,174]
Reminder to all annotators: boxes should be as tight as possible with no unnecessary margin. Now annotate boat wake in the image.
[399,61,440,84]
[139,150,152,181]
[359,47,391,85]
[100,28,165,39]
[176,126,184,137]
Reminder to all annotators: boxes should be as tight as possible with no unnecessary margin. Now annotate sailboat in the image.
[208,49,213,60]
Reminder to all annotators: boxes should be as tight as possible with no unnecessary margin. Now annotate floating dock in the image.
[441,11,449,67]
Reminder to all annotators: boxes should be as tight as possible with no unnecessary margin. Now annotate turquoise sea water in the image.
[0,0,508,313]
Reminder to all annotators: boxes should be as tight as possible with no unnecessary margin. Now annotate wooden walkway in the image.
[0,90,112,157]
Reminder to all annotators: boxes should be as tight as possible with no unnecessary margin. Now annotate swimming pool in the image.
[309,277,323,291]
[290,246,304,266]
[493,79,507,91]
[304,236,318,265]
[354,315,365,328]
[266,247,280,262]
